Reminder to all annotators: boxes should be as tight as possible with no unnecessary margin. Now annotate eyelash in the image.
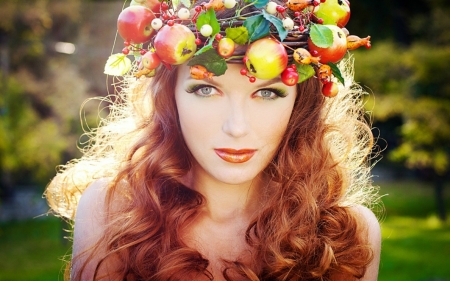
[185,85,287,100]
[185,84,218,98]
[253,88,287,100]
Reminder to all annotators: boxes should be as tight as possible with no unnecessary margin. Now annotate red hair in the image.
[48,59,377,280]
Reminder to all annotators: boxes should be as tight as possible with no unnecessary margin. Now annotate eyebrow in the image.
[185,76,285,89]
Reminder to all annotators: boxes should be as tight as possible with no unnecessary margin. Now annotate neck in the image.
[186,165,265,224]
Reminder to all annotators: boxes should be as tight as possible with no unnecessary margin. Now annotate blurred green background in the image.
[0,0,449,280]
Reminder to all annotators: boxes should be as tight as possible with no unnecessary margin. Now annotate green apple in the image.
[314,0,350,28]
[244,38,288,80]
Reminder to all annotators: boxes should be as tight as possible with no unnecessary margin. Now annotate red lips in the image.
[214,148,257,163]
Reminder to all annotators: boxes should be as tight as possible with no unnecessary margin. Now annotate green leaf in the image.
[244,14,270,42]
[172,0,181,7]
[196,8,220,35]
[195,44,214,55]
[294,62,315,83]
[252,0,269,9]
[104,53,132,76]
[187,48,228,76]
[327,62,345,85]
[262,10,287,42]
[195,39,214,55]
[225,27,249,45]
[310,24,333,48]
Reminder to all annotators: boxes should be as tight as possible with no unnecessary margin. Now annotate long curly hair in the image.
[46,3,379,279]
[46,56,379,280]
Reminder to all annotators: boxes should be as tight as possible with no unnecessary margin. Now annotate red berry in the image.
[299,25,305,32]
[317,18,324,24]
[276,5,285,13]
[162,13,170,20]
[122,47,130,55]
[321,0,326,2]
[294,12,300,18]
[249,76,256,83]
[215,33,223,41]
[243,56,249,64]
[124,41,130,46]
[290,64,296,70]
[240,68,248,75]
[194,5,202,12]
[167,19,174,26]
[161,2,169,11]
[140,49,147,55]
[313,0,320,6]
[195,38,202,45]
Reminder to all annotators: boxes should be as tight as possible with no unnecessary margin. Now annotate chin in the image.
[209,163,266,186]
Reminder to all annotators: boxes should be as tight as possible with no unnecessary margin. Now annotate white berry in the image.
[266,1,278,14]
[200,24,213,37]
[151,18,163,30]
[177,8,190,20]
[282,17,294,30]
[223,0,237,9]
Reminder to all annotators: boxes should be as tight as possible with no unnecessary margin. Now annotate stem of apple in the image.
[225,55,244,61]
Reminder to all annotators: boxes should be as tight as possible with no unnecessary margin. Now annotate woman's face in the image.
[175,63,297,186]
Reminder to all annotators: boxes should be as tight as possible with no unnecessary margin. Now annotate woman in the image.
[46,0,381,280]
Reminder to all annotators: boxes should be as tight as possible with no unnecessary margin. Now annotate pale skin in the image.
[73,64,381,280]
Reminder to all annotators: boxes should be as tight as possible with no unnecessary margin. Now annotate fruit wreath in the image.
[104,0,371,97]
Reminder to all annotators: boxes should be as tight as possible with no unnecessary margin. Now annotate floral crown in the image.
[104,0,371,97]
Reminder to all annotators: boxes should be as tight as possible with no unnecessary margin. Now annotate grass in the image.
[0,180,449,280]
[377,180,450,281]
[380,215,450,281]
[0,217,71,281]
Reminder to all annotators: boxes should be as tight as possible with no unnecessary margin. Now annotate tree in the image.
[353,41,450,221]
[0,0,95,199]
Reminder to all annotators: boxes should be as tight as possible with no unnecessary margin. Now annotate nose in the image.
[222,98,250,138]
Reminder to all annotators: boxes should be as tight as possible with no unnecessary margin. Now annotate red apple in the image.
[217,38,235,58]
[314,0,350,28]
[117,6,156,44]
[281,67,299,86]
[244,37,288,80]
[153,24,197,65]
[308,25,347,64]
[322,81,339,97]
[130,0,161,13]
[139,51,161,70]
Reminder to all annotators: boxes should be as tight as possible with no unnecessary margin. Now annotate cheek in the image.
[265,114,291,147]
[256,101,295,145]
[176,98,216,150]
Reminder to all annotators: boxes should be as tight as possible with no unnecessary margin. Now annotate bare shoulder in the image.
[350,205,381,281]
[72,179,111,279]
[350,205,380,235]
[75,179,110,225]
